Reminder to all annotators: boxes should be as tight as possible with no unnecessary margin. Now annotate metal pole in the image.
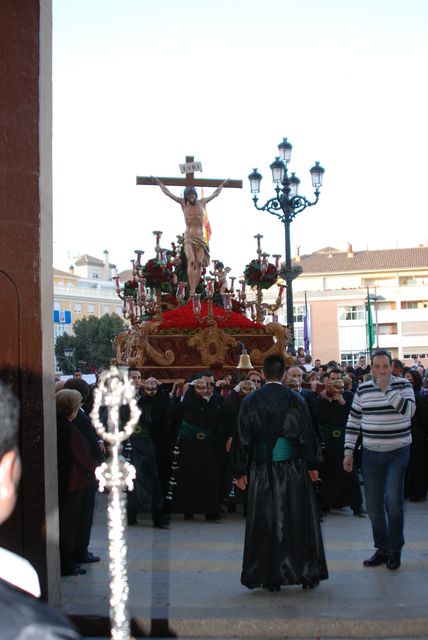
[375,286,379,348]
[284,217,295,355]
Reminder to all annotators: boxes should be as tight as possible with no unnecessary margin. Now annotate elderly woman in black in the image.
[56,389,98,576]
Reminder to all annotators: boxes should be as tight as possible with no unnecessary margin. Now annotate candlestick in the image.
[134,250,144,267]
[191,294,201,315]
[153,230,163,248]
[261,253,270,273]
[254,234,263,254]
[176,281,186,301]
[159,248,167,266]
[206,278,215,298]
[272,254,281,270]
[222,293,232,311]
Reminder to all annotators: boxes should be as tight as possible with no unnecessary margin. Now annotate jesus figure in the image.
[153,177,228,295]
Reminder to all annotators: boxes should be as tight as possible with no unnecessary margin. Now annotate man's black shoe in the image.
[387,552,401,570]
[127,510,138,525]
[363,551,388,567]
[352,507,367,517]
[80,552,100,563]
[205,513,222,522]
[62,565,87,576]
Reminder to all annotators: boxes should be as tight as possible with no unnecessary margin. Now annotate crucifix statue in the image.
[137,156,242,295]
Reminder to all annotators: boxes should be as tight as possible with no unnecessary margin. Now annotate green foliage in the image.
[54,332,75,374]
[55,313,127,373]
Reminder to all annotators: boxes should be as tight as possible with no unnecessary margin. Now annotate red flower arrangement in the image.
[123,279,138,298]
[244,259,279,290]
[158,301,264,331]
[142,259,174,292]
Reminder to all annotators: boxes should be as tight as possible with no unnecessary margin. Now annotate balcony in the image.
[54,284,118,301]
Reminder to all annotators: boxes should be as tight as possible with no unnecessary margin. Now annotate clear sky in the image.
[52,0,428,279]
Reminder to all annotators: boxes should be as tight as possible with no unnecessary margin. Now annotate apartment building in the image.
[266,245,428,367]
[53,250,123,339]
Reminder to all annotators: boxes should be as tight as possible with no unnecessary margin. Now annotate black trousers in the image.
[59,485,96,573]
[73,484,97,561]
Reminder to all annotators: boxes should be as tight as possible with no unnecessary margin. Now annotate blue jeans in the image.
[362,445,410,554]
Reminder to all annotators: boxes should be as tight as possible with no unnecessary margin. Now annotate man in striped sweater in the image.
[343,350,415,570]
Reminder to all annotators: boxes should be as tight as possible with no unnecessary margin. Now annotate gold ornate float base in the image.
[112,321,291,380]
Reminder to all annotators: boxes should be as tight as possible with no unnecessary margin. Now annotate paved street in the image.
[61,494,428,639]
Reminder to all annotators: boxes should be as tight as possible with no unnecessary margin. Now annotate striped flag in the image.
[201,188,212,245]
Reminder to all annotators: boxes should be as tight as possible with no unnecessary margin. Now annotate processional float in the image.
[91,157,295,639]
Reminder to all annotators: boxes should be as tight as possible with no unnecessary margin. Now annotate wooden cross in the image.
[136,155,243,190]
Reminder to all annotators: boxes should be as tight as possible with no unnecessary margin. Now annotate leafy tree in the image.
[55,332,76,374]
[55,313,127,373]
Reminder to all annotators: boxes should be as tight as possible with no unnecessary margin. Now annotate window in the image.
[294,326,304,348]
[74,303,82,313]
[340,352,367,367]
[92,271,100,279]
[115,306,123,315]
[338,305,365,321]
[103,305,111,315]
[293,305,304,323]
[54,324,68,338]
[88,304,95,314]
[401,300,428,309]
[404,353,427,359]
[378,323,398,335]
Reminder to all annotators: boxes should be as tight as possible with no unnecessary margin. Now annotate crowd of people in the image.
[50,350,428,590]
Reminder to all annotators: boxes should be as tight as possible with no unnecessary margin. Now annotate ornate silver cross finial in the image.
[90,366,140,640]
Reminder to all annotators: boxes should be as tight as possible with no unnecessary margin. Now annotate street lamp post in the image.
[248,138,325,354]
[64,347,75,371]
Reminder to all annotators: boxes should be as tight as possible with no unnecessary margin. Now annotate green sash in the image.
[179,420,212,441]
[318,423,343,440]
[255,437,300,462]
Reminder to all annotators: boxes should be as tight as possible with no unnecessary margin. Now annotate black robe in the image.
[405,390,428,501]
[126,392,169,516]
[168,388,224,515]
[235,383,328,589]
[313,391,363,511]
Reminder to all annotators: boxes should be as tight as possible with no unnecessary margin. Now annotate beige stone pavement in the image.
[61,494,428,639]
